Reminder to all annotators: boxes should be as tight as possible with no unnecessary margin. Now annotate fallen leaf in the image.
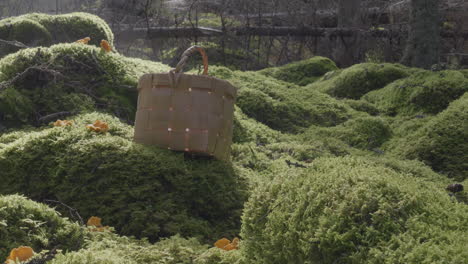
[100,40,112,52]
[5,246,34,264]
[75,37,91,44]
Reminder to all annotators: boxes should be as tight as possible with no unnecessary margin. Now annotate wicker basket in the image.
[134,46,237,160]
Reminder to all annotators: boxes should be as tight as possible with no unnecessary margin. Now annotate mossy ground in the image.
[1,28,467,263]
[0,113,246,243]
[0,44,169,130]
[363,70,468,115]
[0,195,84,260]
[308,63,410,99]
[0,12,113,57]
[259,56,338,86]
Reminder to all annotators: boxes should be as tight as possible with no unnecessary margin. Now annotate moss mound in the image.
[0,194,85,260]
[232,106,283,145]
[363,70,468,115]
[0,112,245,242]
[50,232,208,264]
[241,156,468,263]
[387,93,468,180]
[259,56,338,86]
[0,18,52,57]
[302,116,392,150]
[309,63,409,99]
[0,44,169,130]
[209,66,353,133]
[0,12,113,57]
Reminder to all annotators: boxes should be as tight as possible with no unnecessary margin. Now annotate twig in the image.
[44,199,84,226]
[38,111,75,123]
[0,38,29,49]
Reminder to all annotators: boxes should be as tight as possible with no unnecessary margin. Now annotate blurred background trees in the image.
[1,0,467,69]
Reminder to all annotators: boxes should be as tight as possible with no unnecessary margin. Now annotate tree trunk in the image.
[401,0,441,69]
[333,0,362,67]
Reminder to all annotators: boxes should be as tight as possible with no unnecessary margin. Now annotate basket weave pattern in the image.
[134,72,236,160]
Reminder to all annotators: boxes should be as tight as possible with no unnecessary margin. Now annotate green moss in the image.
[363,70,468,115]
[342,99,380,116]
[232,106,283,145]
[0,112,245,242]
[259,56,338,86]
[0,17,52,57]
[50,232,208,264]
[195,247,244,264]
[241,156,468,263]
[387,93,468,180]
[0,12,113,56]
[0,194,85,260]
[210,66,353,133]
[309,63,409,99]
[302,117,392,150]
[0,44,170,129]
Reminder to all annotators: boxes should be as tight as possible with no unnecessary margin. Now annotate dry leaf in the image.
[100,40,112,52]
[5,246,34,264]
[86,120,109,133]
[75,37,91,44]
[53,119,73,127]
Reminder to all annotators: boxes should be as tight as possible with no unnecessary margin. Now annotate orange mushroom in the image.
[5,246,34,264]
[86,216,110,232]
[53,119,73,127]
[75,37,91,44]
[86,120,109,133]
[87,216,102,227]
[100,40,112,52]
[214,237,240,251]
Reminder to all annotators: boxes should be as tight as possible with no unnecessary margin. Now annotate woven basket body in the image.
[134,72,237,160]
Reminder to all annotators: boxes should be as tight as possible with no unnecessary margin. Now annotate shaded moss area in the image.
[0,44,169,130]
[386,93,468,180]
[0,12,113,57]
[309,63,410,99]
[0,195,85,260]
[259,56,338,86]
[241,156,468,264]
[0,113,246,242]
[363,70,468,115]
[302,116,392,150]
[209,66,354,133]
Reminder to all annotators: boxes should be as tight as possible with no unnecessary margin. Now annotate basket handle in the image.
[173,46,208,75]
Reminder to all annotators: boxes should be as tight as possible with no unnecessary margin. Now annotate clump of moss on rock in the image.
[259,56,338,86]
[309,63,409,99]
[0,12,113,57]
[0,44,169,130]
[241,156,468,264]
[0,194,85,260]
[0,112,245,242]
[209,66,353,133]
[387,93,468,180]
[363,70,468,115]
